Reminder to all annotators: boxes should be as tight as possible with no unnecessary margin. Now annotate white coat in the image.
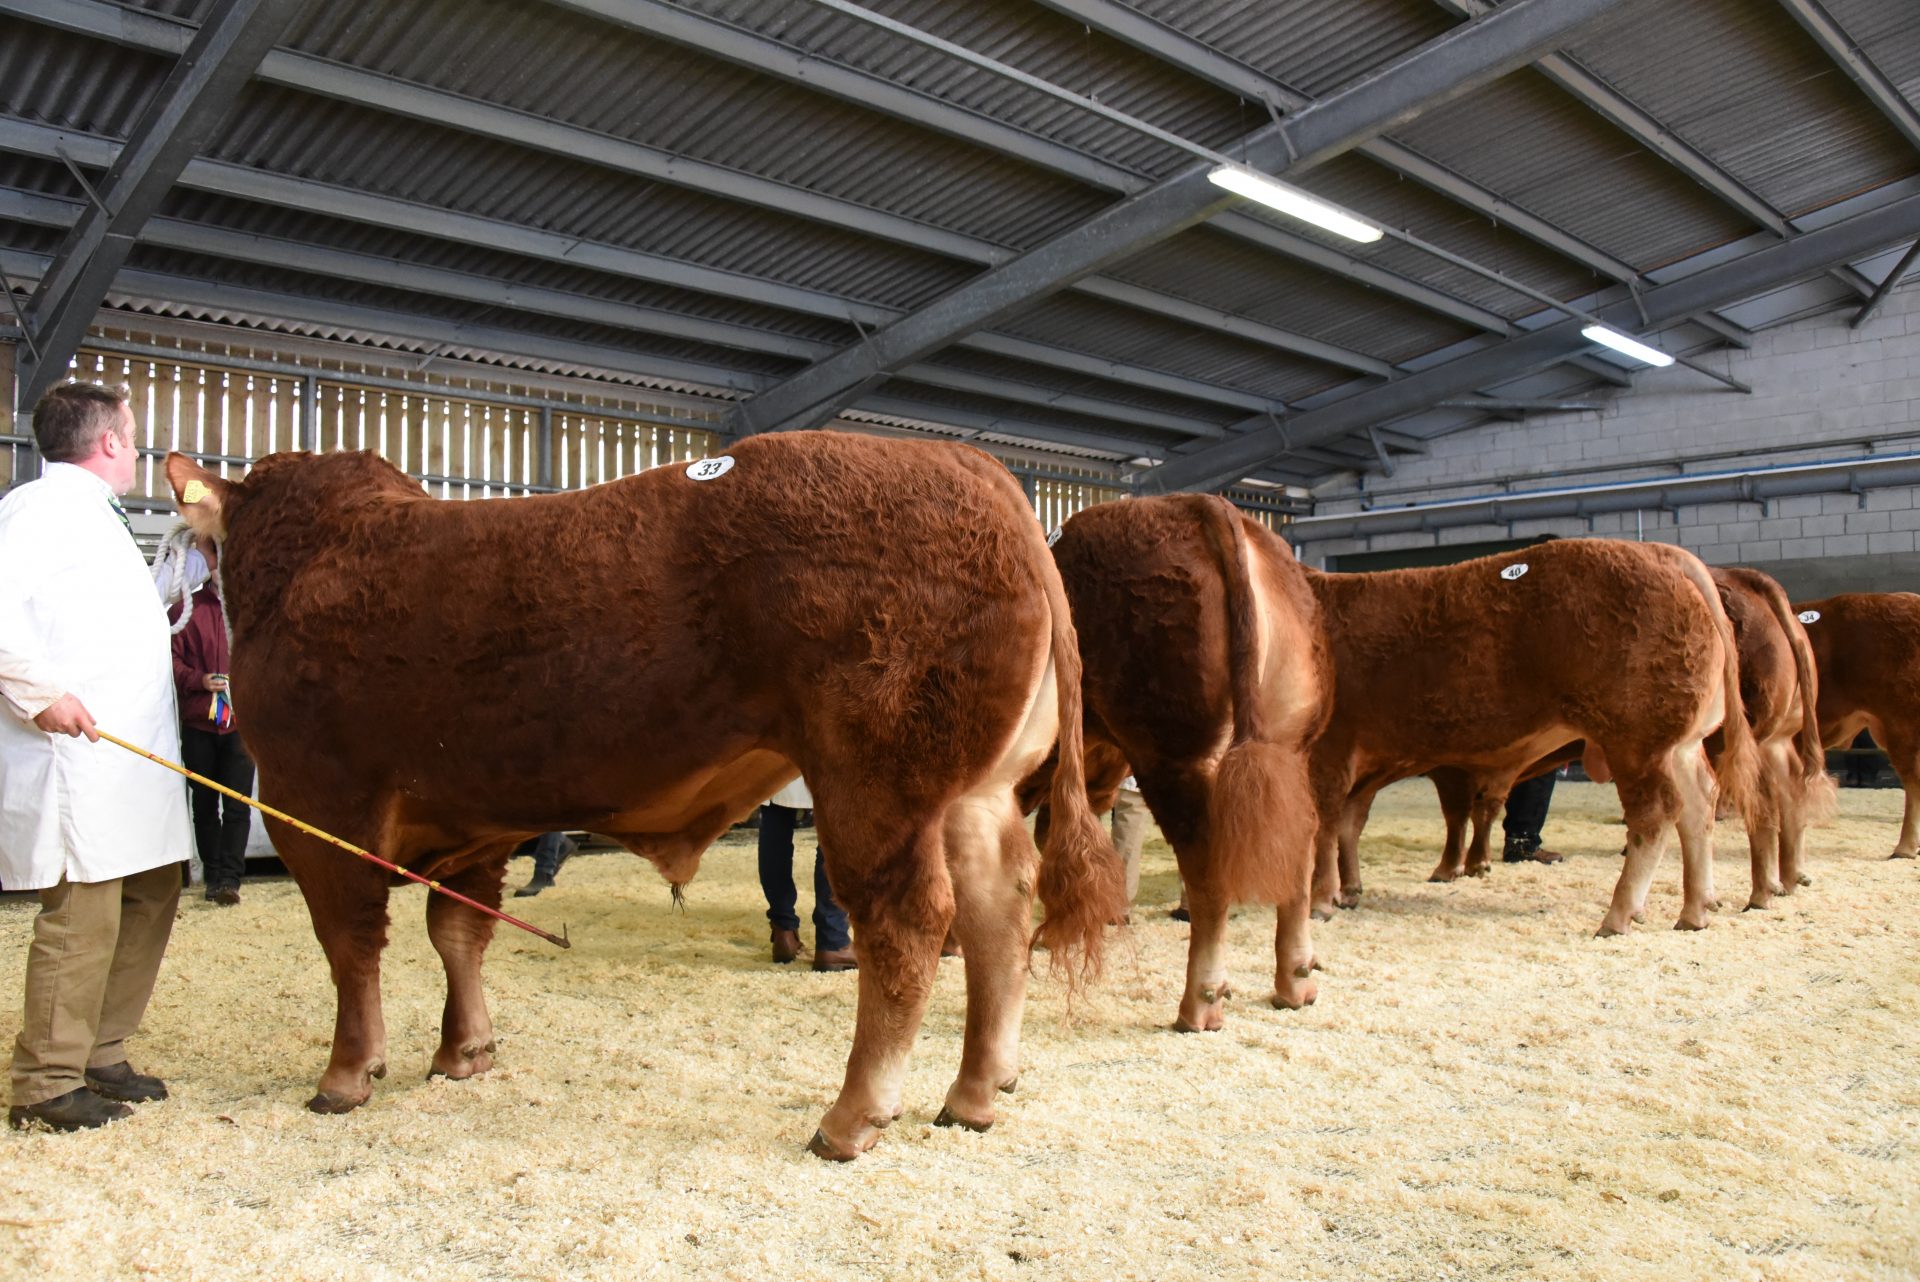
[0,463,192,889]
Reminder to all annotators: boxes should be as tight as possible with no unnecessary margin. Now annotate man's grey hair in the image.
[32,381,132,463]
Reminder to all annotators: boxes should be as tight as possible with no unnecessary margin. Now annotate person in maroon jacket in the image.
[169,535,252,905]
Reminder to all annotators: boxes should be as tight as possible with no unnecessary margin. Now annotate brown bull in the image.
[1795,592,1920,858]
[164,433,1121,1160]
[1417,565,1828,909]
[1025,495,1330,1030]
[1306,539,1759,936]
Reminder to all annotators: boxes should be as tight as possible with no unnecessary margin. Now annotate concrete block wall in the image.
[1294,284,1920,598]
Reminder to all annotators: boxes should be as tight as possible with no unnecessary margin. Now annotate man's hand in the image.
[201,673,229,693]
[33,693,98,742]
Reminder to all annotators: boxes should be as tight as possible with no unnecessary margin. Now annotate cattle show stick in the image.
[96,730,571,949]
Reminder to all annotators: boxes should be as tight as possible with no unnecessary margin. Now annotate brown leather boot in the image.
[771,928,803,964]
[8,1086,133,1131]
[811,945,857,972]
[85,1061,169,1103]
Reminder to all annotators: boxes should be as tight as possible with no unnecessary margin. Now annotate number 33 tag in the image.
[687,456,735,482]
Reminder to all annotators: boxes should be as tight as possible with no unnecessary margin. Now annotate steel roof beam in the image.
[1438,397,1607,411]
[0,116,1294,422]
[1139,189,1920,493]
[728,0,1630,437]
[1775,0,1920,155]
[1850,239,1920,330]
[15,0,307,410]
[0,246,767,392]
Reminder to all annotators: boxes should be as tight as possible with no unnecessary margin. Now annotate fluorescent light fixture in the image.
[1207,164,1381,243]
[1580,324,1674,367]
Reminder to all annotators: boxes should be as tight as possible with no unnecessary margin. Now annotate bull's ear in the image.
[165,452,234,540]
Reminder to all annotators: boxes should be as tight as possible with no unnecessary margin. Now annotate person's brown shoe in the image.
[1503,846,1564,865]
[8,1087,133,1131]
[84,1061,168,1103]
[811,946,857,972]
[771,928,803,964]
[209,885,241,906]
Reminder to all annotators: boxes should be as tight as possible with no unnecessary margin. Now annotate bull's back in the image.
[1798,593,1920,729]
[1312,539,1722,762]
[232,433,1050,806]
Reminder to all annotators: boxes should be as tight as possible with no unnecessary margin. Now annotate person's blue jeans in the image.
[756,803,850,951]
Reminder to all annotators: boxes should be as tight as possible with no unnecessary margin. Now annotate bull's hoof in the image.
[1673,913,1709,932]
[1796,872,1813,887]
[1630,909,1646,924]
[1174,1008,1225,1033]
[1595,919,1628,938]
[932,1106,993,1134]
[806,1129,861,1162]
[1335,889,1361,910]
[1744,898,1771,912]
[1271,980,1318,1011]
[1465,864,1491,879]
[1890,850,1917,860]
[306,1089,367,1115]
[1310,905,1335,922]
[1427,867,1458,884]
[429,1043,496,1081]
[998,1077,1018,1096]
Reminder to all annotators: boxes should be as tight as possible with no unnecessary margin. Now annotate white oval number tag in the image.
[1046,525,1065,547]
[1501,563,1529,581]
[1798,609,1821,625]
[686,456,735,482]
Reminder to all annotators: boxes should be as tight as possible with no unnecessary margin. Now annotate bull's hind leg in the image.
[938,802,1034,1128]
[1463,788,1503,878]
[808,816,950,1161]
[1334,790,1371,909]
[425,850,512,1081]
[1427,770,1471,882]
[1746,743,1790,911]
[1597,760,1679,937]
[269,817,395,1113]
[1885,730,1920,858]
[1672,742,1721,929]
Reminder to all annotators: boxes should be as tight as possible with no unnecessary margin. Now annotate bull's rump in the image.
[1051,496,1318,766]
[1313,539,1727,771]
[227,432,1049,831]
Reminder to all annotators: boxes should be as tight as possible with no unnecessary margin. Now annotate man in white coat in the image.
[0,381,192,1131]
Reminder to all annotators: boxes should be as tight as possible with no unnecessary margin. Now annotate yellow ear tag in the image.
[182,480,211,505]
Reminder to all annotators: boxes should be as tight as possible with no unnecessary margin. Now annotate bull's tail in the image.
[1195,497,1311,904]
[1675,553,1762,828]
[1030,533,1124,988]
[1751,571,1839,825]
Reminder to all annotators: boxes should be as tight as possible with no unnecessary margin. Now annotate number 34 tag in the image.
[686,456,735,482]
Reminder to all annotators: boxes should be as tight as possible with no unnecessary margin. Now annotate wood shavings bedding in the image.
[0,781,1914,1280]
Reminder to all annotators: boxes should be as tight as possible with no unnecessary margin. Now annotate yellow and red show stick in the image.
[98,730,570,948]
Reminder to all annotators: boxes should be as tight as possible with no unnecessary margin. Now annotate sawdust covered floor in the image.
[0,781,1915,1281]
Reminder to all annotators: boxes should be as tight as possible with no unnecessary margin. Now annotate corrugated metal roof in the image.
[1827,0,1920,101]
[3,0,1914,485]
[1131,0,1457,99]
[208,85,977,311]
[1387,69,1757,272]
[1564,0,1919,221]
